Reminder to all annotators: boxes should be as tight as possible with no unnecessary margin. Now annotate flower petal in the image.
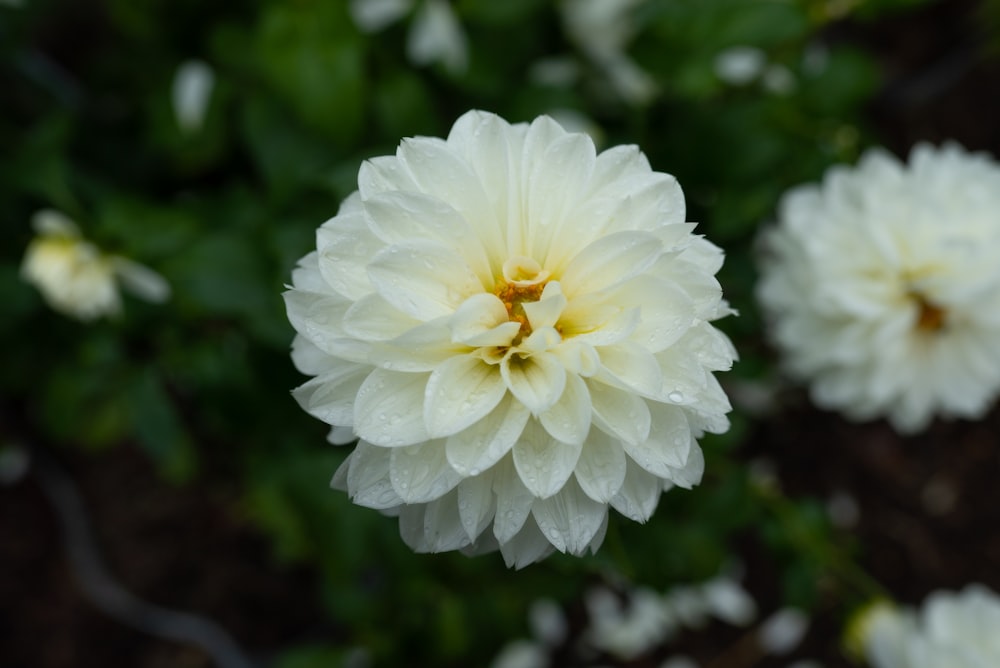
[501,352,567,415]
[539,373,592,445]
[342,292,421,341]
[389,440,463,503]
[368,241,484,320]
[532,477,607,554]
[574,429,627,503]
[498,516,555,569]
[610,457,662,522]
[353,369,431,447]
[292,362,371,426]
[445,393,530,475]
[622,402,691,477]
[492,456,535,543]
[449,293,521,346]
[457,475,496,542]
[512,419,581,498]
[559,230,663,296]
[424,353,507,437]
[346,441,403,509]
[588,379,651,446]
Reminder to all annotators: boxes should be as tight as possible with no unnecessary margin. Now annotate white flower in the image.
[758,608,809,656]
[854,586,1000,668]
[172,60,215,134]
[284,110,735,567]
[585,586,677,659]
[560,0,657,105]
[713,46,766,86]
[756,143,1000,433]
[349,0,468,74]
[21,210,170,321]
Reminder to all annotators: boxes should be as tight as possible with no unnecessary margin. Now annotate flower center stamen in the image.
[495,255,550,342]
[912,293,946,332]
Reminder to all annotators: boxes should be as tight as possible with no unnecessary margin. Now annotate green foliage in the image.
[0,0,946,665]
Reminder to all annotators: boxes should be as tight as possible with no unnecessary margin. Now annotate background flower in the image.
[756,143,1000,433]
[286,110,735,567]
[21,210,170,321]
[855,585,1000,668]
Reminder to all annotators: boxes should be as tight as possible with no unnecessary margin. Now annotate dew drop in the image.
[668,391,685,403]
[469,467,481,476]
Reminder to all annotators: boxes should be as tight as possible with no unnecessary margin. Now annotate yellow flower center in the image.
[494,255,551,343]
[913,293,946,332]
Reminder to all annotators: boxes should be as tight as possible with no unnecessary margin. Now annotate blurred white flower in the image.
[714,46,766,85]
[757,143,1000,433]
[758,608,809,656]
[529,598,569,647]
[285,110,735,567]
[171,59,215,134]
[854,586,1000,668]
[700,576,757,627]
[349,0,412,32]
[491,639,549,668]
[586,586,677,659]
[560,0,657,104]
[349,0,467,74]
[762,64,796,94]
[21,210,170,321]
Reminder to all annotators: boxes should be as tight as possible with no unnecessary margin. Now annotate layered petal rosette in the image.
[854,586,1000,668]
[757,143,1000,433]
[285,110,735,567]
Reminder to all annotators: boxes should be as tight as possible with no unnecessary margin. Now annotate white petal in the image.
[669,443,704,489]
[368,241,483,320]
[574,429,627,503]
[389,440,463,503]
[501,352,567,415]
[526,132,596,262]
[292,363,370,426]
[512,419,581,498]
[371,321,464,372]
[424,354,507,437]
[498,516,556,569]
[610,457,661,522]
[449,293,520,346]
[353,369,430,447]
[492,456,536,543]
[597,342,664,398]
[362,190,492,285]
[531,477,607,554]
[112,257,171,303]
[445,393,530,475]
[346,441,403,509]
[551,340,600,377]
[522,282,568,331]
[588,379,651,446]
[31,209,80,237]
[357,155,419,198]
[457,475,496,542]
[569,307,640,347]
[342,292,421,341]
[559,230,662,296]
[396,136,506,269]
[171,60,214,133]
[539,373,592,444]
[622,402,690,477]
[317,209,380,301]
[401,494,470,552]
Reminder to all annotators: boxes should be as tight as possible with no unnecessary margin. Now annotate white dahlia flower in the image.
[756,143,1000,433]
[854,586,1000,668]
[21,210,170,321]
[284,110,735,567]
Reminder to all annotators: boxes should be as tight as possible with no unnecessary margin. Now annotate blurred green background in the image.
[3,0,1000,666]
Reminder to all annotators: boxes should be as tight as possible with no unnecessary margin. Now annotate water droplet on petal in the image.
[668,391,685,403]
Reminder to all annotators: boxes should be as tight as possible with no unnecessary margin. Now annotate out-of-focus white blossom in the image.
[560,0,657,104]
[172,60,215,134]
[586,586,677,659]
[759,608,809,655]
[714,46,766,85]
[757,143,1000,433]
[349,0,467,74]
[21,210,170,321]
[490,639,549,668]
[854,586,1000,668]
[285,110,735,567]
